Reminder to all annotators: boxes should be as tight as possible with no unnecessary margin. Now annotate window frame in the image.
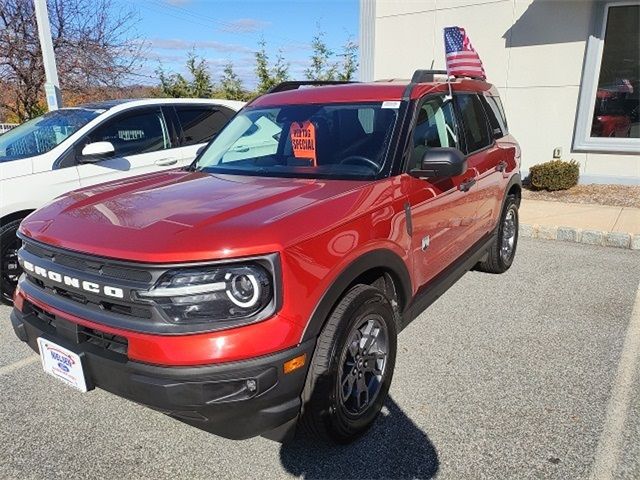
[573,0,639,153]
[74,106,174,162]
[453,93,495,156]
[172,105,235,147]
[403,93,462,173]
[478,94,508,139]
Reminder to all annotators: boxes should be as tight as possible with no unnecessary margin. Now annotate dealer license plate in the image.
[37,338,88,392]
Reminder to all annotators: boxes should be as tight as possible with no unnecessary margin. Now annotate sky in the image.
[115,0,360,89]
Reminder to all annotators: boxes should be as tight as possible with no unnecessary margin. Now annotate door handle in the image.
[230,145,250,153]
[155,158,178,166]
[458,178,477,192]
[496,161,507,172]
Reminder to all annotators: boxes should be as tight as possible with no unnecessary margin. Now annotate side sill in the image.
[400,231,496,331]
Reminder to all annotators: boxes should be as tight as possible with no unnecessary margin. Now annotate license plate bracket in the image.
[37,337,89,392]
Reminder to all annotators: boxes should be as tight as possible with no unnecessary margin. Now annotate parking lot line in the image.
[0,355,39,376]
[590,281,640,480]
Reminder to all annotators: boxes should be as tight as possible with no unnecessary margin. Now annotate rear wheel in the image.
[477,194,519,274]
[300,284,397,444]
[0,219,23,304]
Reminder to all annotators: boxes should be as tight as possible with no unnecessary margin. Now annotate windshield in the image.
[0,108,100,162]
[194,102,399,180]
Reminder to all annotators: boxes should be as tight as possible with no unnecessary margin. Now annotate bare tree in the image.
[0,0,144,121]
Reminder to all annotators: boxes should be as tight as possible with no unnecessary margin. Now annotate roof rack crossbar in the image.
[266,80,357,94]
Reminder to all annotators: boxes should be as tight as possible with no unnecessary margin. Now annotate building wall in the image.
[366,0,640,184]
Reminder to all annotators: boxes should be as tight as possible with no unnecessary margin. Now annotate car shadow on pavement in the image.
[279,396,439,479]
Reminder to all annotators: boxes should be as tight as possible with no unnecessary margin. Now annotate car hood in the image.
[20,170,375,263]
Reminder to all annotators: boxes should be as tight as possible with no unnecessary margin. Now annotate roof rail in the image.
[266,80,356,94]
[410,69,448,83]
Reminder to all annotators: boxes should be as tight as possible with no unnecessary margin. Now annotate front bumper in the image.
[11,303,315,440]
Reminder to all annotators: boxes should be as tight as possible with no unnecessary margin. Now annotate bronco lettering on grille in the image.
[21,260,124,299]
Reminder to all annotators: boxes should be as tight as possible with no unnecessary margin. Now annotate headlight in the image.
[135,263,273,324]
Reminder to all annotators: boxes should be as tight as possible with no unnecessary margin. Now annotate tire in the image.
[300,284,397,444]
[477,194,519,274]
[0,219,23,305]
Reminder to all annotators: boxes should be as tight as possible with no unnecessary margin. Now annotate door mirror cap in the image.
[80,141,115,162]
[410,147,467,178]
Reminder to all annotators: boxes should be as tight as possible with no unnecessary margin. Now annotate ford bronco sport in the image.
[11,70,521,444]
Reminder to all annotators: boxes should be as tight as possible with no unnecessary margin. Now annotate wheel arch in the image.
[506,173,522,207]
[1,209,35,228]
[301,249,412,342]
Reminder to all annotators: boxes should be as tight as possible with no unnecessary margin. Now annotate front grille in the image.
[26,275,153,319]
[23,241,153,283]
[29,302,55,328]
[80,326,128,355]
[25,300,128,356]
[24,242,51,259]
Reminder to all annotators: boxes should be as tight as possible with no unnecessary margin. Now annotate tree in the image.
[157,52,215,98]
[305,27,337,81]
[220,62,245,100]
[338,38,359,81]
[0,0,144,121]
[255,37,289,94]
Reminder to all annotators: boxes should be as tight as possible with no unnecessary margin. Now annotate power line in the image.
[143,0,300,47]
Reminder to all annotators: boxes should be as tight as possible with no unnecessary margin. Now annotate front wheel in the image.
[0,219,23,304]
[477,194,519,274]
[300,284,397,444]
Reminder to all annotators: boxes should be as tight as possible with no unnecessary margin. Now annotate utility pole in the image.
[33,0,63,110]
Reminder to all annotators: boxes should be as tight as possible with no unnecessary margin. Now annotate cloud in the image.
[219,18,271,33]
[147,38,252,54]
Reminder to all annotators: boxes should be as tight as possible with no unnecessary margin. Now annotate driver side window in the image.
[411,96,458,169]
[84,108,171,158]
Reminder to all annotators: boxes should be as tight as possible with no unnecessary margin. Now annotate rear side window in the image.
[175,107,230,146]
[87,108,171,157]
[480,95,508,138]
[455,94,492,154]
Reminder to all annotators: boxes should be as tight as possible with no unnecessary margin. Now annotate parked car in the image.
[11,71,521,444]
[591,89,632,137]
[0,98,244,302]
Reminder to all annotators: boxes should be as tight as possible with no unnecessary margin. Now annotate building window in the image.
[574,2,639,152]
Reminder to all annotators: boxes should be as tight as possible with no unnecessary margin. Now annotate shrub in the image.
[529,160,580,191]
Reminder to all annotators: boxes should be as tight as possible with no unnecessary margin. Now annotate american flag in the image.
[444,26,486,79]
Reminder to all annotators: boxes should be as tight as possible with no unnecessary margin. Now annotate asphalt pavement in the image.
[1,238,639,479]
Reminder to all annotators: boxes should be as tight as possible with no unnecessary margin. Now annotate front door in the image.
[407,94,477,290]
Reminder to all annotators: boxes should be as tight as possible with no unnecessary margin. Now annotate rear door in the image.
[76,107,177,187]
[453,94,504,244]
[172,105,234,165]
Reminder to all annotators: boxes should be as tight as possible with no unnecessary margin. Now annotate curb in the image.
[520,224,640,250]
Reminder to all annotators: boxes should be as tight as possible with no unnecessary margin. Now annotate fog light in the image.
[246,379,257,392]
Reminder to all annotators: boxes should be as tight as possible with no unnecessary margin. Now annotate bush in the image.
[529,160,580,191]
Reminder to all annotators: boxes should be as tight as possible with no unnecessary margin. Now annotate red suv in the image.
[11,71,521,444]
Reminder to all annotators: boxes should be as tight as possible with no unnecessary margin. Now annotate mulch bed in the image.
[522,184,640,209]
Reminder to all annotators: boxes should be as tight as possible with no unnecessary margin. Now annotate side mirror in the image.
[80,141,115,162]
[410,147,467,178]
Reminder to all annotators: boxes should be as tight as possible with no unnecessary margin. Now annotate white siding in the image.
[366,0,640,184]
